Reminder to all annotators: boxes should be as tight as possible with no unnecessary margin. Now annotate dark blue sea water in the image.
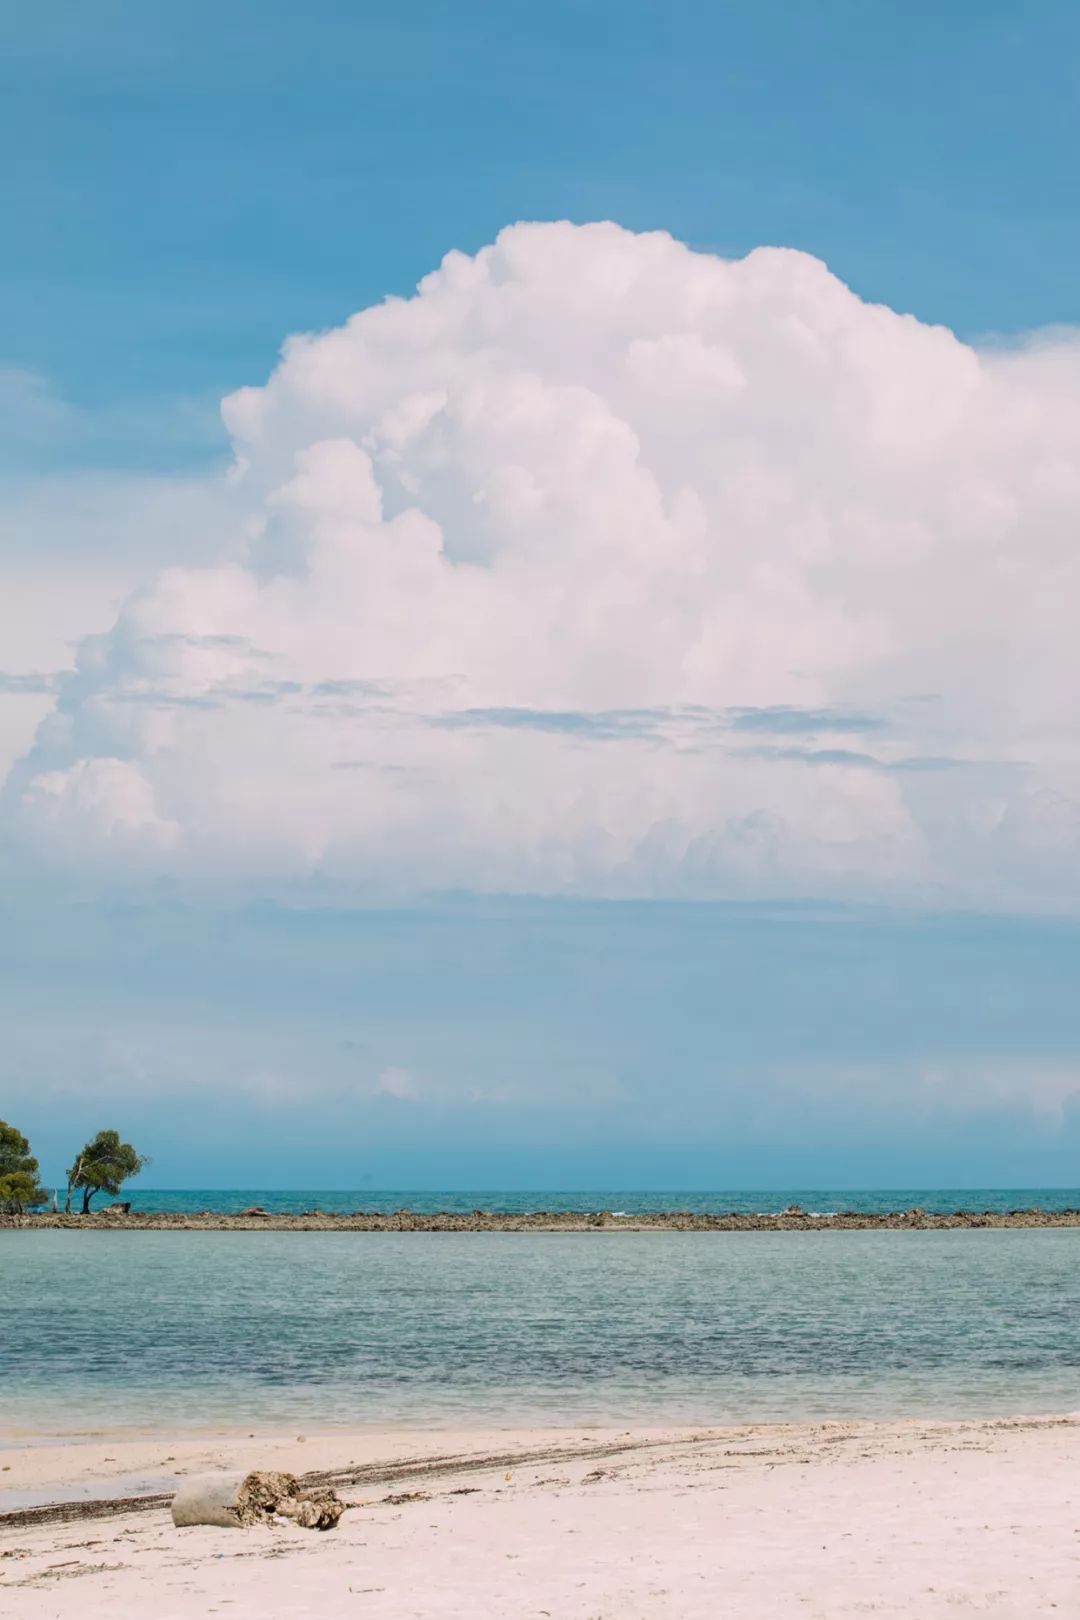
[4,1228,1080,1438]
[72,1187,1080,1215]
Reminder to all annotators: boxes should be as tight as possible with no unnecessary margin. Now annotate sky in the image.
[4,1,1080,1188]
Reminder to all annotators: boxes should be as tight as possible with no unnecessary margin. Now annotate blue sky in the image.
[4,2,1080,1189]
[6,0,1080,468]
[8,896,1080,1190]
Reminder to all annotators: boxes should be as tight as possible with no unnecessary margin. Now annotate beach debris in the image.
[171,1470,346,1531]
[382,1490,431,1505]
[235,1205,270,1218]
[782,1204,807,1217]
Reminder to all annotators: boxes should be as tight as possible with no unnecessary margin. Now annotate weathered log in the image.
[171,1471,250,1528]
[171,1470,346,1530]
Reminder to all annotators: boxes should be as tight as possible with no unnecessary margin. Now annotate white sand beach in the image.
[3,1413,1078,1618]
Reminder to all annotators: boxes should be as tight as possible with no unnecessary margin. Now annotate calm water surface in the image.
[3,1230,1080,1437]
[89,1186,1080,1215]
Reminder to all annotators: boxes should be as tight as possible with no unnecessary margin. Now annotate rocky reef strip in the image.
[5,1206,1080,1232]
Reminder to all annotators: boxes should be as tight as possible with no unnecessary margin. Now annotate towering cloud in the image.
[7,221,1080,905]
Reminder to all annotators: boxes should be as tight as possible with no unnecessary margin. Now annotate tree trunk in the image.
[65,1156,82,1214]
[82,1184,94,1214]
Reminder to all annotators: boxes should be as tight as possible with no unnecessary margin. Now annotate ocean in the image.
[56,1186,1080,1216]
[4,1224,1080,1439]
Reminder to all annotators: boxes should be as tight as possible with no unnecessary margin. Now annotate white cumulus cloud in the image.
[6,220,1080,907]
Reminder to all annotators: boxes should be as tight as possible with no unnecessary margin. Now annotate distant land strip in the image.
[5,1208,1080,1232]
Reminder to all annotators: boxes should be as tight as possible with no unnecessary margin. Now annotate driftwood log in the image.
[171,1470,346,1530]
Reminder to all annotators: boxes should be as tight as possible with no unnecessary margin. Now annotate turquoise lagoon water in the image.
[67,1187,1080,1215]
[3,1228,1080,1438]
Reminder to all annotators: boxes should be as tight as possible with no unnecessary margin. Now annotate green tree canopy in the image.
[0,1120,47,1214]
[66,1130,149,1214]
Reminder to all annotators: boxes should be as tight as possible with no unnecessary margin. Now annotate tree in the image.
[0,1120,47,1214]
[66,1130,149,1214]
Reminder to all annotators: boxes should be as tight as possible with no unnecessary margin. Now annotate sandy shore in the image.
[2,1415,1078,1617]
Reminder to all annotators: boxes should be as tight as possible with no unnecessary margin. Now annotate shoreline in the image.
[5,1205,1080,1231]
[0,1426,696,1525]
[4,1415,1079,1617]
[2,1411,1076,1519]
[4,1412,1075,1496]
